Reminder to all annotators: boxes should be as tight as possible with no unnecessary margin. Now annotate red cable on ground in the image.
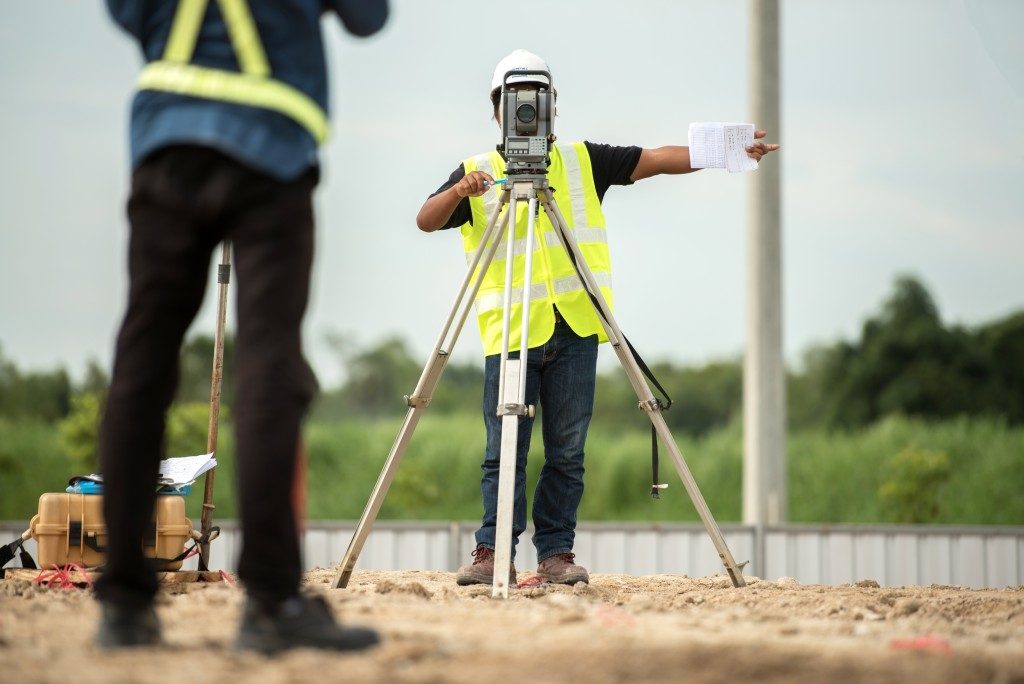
[33,564,66,589]
[32,563,93,590]
[67,563,93,588]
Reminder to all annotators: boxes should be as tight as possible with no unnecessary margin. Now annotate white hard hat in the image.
[490,49,550,96]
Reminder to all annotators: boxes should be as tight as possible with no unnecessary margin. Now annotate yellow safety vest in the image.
[136,0,329,145]
[462,142,614,356]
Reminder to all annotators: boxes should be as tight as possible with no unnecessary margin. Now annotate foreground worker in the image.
[96,0,388,652]
[416,49,778,586]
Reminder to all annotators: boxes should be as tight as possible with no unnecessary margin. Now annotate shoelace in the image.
[538,552,577,568]
[471,547,494,565]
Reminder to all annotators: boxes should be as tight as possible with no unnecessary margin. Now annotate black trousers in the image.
[94,146,318,608]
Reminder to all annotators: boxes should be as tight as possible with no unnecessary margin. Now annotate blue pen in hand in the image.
[483,178,508,187]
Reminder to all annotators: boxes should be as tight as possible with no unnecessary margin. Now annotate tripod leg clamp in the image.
[638,399,663,412]
[497,403,534,417]
[404,395,431,409]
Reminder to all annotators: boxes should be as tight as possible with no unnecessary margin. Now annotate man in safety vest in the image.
[416,49,778,587]
[96,1,387,652]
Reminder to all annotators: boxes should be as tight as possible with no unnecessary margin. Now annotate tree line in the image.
[2,276,1022,435]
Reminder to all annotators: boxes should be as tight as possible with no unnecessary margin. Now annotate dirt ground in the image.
[1,568,1022,683]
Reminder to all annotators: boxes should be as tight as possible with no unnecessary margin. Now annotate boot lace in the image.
[547,552,575,566]
[471,546,494,565]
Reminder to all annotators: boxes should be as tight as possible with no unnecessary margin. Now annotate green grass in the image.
[1,414,1021,525]
[788,415,1024,524]
[0,419,67,520]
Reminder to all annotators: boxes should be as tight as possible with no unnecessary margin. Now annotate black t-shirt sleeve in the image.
[428,164,471,230]
[583,141,643,202]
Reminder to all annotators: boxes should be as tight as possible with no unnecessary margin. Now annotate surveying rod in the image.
[200,241,231,567]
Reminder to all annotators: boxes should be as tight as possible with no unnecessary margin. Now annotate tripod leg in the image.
[492,183,540,598]
[540,191,748,588]
[330,406,425,589]
[496,192,518,412]
[331,193,511,589]
[491,359,520,598]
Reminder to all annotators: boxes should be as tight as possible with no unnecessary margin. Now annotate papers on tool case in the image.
[688,122,759,173]
[157,453,217,486]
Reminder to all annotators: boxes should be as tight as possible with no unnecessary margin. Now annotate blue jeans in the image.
[474,313,598,562]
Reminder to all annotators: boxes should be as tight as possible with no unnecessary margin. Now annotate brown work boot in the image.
[536,552,589,585]
[456,545,517,586]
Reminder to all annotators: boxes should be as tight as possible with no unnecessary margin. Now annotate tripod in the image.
[330,174,747,596]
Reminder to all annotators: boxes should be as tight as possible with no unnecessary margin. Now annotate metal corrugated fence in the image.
[2,520,1021,588]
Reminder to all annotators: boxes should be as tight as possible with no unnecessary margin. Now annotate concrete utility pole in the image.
[743,0,787,529]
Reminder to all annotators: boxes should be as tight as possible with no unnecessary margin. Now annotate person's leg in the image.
[459,344,542,584]
[532,316,598,571]
[474,346,542,555]
[225,167,319,607]
[95,148,224,619]
[224,164,377,654]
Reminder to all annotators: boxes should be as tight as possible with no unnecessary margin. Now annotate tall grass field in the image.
[1,414,1021,525]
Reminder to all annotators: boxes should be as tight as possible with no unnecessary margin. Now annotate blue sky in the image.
[0,0,1021,386]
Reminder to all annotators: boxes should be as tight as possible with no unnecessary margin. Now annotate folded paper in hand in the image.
[688,122,758,173]
[157,453,217,487]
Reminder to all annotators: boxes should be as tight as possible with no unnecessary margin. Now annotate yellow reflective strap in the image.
[573,141,606,228]
[164,0,208,63]
[473,153,502,232]
[139,61,329,143]
[215,0,270,77]
[556,143,588,229]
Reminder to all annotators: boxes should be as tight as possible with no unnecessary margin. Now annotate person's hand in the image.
[454,170,495,198]
[746,130,780,161]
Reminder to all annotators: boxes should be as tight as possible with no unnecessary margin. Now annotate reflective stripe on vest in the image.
[137,0,329,145]
[476,272,614,313]
[462,143,614,355]
[465,227,609,266]
[560,140,590,229]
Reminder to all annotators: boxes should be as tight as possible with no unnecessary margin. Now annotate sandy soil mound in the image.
[2,569,1022,683]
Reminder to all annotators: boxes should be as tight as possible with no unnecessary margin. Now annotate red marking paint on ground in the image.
[593,604,637,627]
[515,575,545,589]
[890,635,953,655]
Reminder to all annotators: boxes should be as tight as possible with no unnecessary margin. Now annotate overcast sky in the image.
[1,0,1021,387]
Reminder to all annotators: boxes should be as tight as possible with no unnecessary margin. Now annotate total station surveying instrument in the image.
[330,70,747,596]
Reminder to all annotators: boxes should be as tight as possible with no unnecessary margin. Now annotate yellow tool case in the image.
[28,493,193,571]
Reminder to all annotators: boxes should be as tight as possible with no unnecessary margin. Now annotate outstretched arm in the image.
[629,130,779,181]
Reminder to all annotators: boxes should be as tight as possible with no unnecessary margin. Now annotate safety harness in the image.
[138,0,329,144]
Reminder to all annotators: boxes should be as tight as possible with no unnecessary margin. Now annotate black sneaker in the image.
[96,603,162,649]
[235,594,380,655]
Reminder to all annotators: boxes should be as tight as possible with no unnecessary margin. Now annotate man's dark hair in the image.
[490,89,501,121]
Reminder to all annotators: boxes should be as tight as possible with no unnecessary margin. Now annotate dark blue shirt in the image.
[106,0,388,180]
